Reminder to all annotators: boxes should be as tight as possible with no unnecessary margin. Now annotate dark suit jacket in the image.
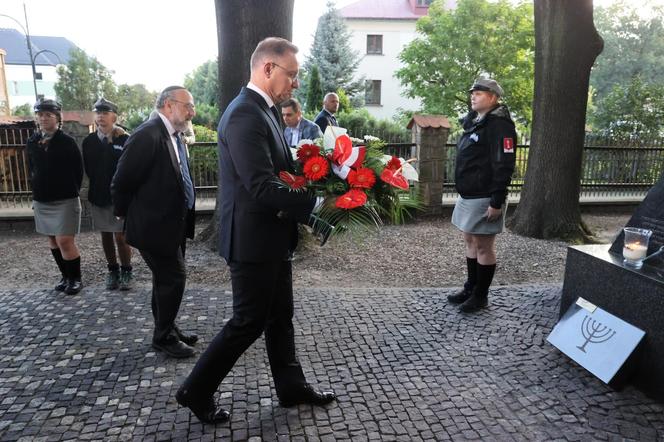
[111,117,195,256]
[218,87,315,263]
[314,109,338,135]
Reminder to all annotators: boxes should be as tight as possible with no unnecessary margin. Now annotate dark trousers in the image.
[140,242,187,344]
[181,259,306,400]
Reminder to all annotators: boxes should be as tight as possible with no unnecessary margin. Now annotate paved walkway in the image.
[0,285,662,441]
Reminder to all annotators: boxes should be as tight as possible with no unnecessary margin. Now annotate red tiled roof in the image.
[339,0,456,20]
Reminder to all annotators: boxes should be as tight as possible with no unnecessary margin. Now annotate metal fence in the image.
[1,125,663,210]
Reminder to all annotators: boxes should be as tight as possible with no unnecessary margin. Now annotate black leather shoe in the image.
[64,278,83,295]
[447,288,472,304]
[279,385,336,407]
[54,277,67,292]
[459,293,488,313]
[175,388,230,424]
[174,325,198,346]
[152,339,195,358]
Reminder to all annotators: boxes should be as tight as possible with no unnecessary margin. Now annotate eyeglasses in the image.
[169,98,196,111]
[271,62,299,84]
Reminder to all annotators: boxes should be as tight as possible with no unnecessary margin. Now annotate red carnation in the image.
[303,156,329,181]
[296,144,320,162]
[347,167,376,189]
[279,171,307,189]
[380,168,409,190]
[335,189,367,209]
[386,156,401,171]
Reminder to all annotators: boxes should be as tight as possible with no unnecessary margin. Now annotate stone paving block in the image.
[1,286,664,440]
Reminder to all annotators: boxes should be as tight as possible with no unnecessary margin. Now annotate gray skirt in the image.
[451,196,507,235]
[90,204,123,233]
[33,197,81,236]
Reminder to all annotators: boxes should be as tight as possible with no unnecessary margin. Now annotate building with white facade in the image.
[339,0,455,120]
[0,28,78,109]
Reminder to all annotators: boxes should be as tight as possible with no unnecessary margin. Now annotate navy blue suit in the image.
[180,87,316,402]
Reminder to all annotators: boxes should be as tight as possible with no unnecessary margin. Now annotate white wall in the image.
[5,64,58,109]
[346,19,422,120]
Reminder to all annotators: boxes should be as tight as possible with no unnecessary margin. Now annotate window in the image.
[417,0,433,5]
[366,35,383,55]
[365,80,382,105]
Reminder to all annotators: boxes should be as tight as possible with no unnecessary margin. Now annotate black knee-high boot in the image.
[50,248,68,291]
[64,256,83,295]
[447,257,478,303]
[460,263,495,313]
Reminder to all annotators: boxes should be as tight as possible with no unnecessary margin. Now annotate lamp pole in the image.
[0,4,39,102]
[23,3,38,101]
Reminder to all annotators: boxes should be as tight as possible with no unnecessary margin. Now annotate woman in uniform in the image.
[27,99,84,295]
[447,78,517,313]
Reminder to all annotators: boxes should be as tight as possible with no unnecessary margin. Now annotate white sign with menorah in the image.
[547,297,645,384]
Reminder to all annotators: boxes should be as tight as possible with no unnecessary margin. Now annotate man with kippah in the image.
[83,98,134,291]
[447,77,517,313]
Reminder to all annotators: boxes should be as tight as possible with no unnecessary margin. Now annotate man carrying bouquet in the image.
[175,37,336,425]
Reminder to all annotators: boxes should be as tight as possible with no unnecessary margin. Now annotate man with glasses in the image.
[176,37,336,425]
[111,86,199,359]
[281,97,323,146]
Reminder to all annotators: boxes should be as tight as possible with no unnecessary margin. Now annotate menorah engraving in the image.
[577,315,616,353]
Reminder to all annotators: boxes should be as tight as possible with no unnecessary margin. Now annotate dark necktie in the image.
[174,133,195,209]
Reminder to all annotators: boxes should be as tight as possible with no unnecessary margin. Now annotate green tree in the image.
[590,76,664,139]
[396,0,535,126]
[305,65,323,112]
[302,1,362,98]
[113,83,157,114]
[336,88,352,113]
[184,59,219,107]
[191,102,221,129]
[54,47,116,110]
[591,1,664,100]
[11,103,32,116]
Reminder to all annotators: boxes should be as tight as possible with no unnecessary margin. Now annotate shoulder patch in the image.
[503,137,514,153]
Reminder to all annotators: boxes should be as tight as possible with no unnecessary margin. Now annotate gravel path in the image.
[0,209,630,291]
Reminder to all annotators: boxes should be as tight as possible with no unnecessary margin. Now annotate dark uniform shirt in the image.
[454,104,517,209]
[27,129,83,203]
[82,129,129,207]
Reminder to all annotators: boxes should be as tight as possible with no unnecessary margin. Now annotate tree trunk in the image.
[197,0,294,249]
[509,0,603,241]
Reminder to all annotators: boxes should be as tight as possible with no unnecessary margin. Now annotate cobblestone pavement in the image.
[1,285,663,441]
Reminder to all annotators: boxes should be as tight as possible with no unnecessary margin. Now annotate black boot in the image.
[106,264,120,290]
[50,248,68,291]
[64,256,83,295]
[448,257,477,304]
[460,263,495,313]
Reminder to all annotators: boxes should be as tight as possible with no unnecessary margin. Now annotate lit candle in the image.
[623,243,647,261]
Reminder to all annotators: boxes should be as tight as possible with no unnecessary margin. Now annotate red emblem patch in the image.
[503,137,514,153]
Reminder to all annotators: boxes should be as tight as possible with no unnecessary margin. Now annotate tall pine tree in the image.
[305,65,323,112]
[303,1,362,98]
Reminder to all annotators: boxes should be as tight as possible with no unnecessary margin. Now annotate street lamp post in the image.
[23,3,38,101]
[0,3,39,101]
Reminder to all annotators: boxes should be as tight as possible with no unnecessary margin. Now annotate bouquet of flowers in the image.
[279,126,420,240]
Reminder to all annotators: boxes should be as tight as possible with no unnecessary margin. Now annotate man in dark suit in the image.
[314,92,340,134]
[111,86,199,359]
[175,37,336,425]
[281,97,323,146]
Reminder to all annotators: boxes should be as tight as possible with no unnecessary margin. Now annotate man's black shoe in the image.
[64,278,83,295]
[54,277,67,292]
[459,293,488,313]
[279,385,336,407]
[152,339,195,358]
[174,325,198,346]
[175,388,230,424]
[447,288,472,304]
